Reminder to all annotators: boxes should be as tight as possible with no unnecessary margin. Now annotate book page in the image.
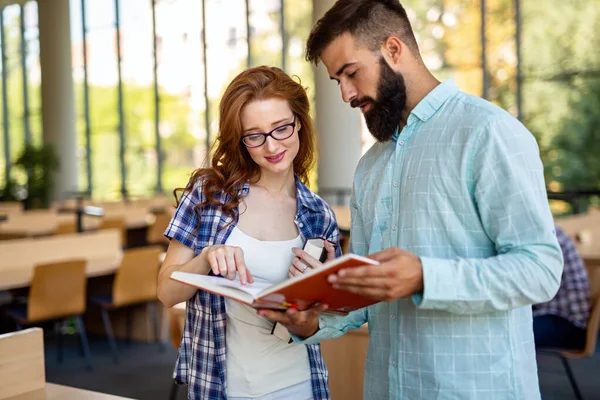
[170,272,271,303]
[211,276,272,297]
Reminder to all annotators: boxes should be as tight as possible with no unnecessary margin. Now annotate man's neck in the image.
[401,70,441,124]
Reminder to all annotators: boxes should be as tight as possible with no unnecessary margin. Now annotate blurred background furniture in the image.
[4,260,92,369]
[90,246,164,363]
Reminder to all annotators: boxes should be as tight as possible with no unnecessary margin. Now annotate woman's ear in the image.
[296,118,302,132]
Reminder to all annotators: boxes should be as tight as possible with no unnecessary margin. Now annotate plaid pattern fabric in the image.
[303,79,563,399]
[165,175,340,400]
[533,226,591,329]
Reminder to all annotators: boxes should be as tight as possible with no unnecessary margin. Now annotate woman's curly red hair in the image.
[173,66,317,228]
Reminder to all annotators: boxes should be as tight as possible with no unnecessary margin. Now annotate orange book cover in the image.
[170,253,380,314]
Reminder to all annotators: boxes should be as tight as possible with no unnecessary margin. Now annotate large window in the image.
[1,0,599,210]
[0,2,41,196]
[156,0,206,194]
[521,0,600,213]
[67,0,307,200]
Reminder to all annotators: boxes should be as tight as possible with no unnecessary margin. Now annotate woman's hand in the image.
[288,240,336,278]
[202,244,254,284]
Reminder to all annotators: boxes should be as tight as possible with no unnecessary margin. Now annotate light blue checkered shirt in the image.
[302,79,563,399]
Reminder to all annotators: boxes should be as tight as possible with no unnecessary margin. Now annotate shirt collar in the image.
[409,78,459,123]
[294,175,321,213]
[390,78,458,141]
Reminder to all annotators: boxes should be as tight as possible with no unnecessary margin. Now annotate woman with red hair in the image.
[158,66,340,400]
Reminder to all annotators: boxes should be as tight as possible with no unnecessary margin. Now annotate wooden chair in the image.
[54,221,77,235]
[168,304,186,400]
[0,328,45,399]
[146,211,171,249]
[4,259,92,370]
[537,262,600,400]
[0,232,28,240]
[89,246,163,363]
[100,217,126,248]
[321,324,369,400]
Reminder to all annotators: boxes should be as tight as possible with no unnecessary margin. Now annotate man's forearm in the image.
[414,244,563,314]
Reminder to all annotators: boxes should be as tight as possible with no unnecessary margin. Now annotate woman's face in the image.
[240,98,301,177]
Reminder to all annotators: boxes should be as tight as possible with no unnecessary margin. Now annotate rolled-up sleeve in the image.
[291,307,368,344]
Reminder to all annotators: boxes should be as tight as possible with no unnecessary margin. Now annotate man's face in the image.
[321,33,407,142]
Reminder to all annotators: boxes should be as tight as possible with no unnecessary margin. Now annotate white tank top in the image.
[224,226,312,398]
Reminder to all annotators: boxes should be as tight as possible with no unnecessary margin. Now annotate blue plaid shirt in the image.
[165,175,340,399]
[533,226,591,329]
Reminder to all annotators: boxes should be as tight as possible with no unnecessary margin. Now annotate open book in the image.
[170,253,379,314]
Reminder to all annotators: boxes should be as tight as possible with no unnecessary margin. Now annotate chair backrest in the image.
[168,304,186,350]
[112,246,162,307]
[0,328,45,399]
[27,259,87,322]
[54,221,77,235]
[100,217,126,247]
[146,211,171,246]
[0,232,28,241]
[581,263,600,357]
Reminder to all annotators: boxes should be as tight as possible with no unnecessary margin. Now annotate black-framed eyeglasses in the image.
[241,115,297,148]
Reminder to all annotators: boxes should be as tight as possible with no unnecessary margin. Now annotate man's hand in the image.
[258,304,328,339]
[328,247,424,302]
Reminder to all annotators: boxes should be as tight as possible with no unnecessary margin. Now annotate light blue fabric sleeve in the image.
[290,307,369,344]
[413,116,564,314]
[348,189,368,256]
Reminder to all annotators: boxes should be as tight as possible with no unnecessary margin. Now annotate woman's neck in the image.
[253,168,296,197]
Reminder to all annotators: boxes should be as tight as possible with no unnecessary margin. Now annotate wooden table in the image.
[0,230,123,291]
[0,328,134,400]
[0,209,154,238]
[6,384,134,400]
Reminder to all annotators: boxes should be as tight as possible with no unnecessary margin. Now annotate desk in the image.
[0,210,154,238]
[0,230,122,291]
[0,256,121,291]
[6,384,134,400]
[0,202,23,215]
[1,328,133,400]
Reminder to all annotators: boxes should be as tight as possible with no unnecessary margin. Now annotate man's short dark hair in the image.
[306,0,420,65]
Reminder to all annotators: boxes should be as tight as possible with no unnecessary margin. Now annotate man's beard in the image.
[350,58,407,142]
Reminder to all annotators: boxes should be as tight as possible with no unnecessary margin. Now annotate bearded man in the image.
[260,1,564,399]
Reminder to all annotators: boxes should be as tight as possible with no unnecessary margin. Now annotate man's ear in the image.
[381,36,404,66]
